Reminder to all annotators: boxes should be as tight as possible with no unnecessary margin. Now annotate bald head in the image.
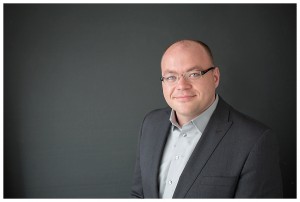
[161,40,214,66]
[161,40,215,75]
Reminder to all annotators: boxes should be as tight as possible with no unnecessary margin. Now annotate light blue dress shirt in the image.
[159,95,219,198]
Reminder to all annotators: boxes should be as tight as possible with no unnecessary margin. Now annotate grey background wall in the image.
[4,4,296,198]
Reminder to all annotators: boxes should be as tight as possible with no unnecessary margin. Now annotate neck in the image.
[176,114,193,127]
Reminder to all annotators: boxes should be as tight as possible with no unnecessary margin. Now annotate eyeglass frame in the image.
[160,66,216,85]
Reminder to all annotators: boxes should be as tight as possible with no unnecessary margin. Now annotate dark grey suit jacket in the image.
[131,97,282,198]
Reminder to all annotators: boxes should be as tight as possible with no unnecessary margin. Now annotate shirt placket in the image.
[163,128,190,198]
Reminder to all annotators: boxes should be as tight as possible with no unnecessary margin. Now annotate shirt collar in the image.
[169,94,219,134]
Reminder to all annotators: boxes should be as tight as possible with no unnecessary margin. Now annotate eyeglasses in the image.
[160,67,216,85]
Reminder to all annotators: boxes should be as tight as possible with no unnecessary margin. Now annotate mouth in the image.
[173,95,196,102]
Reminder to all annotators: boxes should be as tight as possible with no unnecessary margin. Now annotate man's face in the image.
[161,42,220,124]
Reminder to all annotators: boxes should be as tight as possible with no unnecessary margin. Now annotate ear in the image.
[213,67,220,88]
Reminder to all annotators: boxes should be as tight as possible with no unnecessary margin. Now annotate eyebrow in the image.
[163,66,203,74]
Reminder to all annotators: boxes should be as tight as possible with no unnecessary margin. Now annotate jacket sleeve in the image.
[234,129,283,198]
[130,117,146,198]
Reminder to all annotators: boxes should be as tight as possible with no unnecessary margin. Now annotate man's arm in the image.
[131,141,144,198]
[234,129,283,198]
[131,117,146,198]
[131,149,144,198]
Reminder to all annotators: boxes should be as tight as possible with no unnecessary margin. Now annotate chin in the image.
[174,107,197,117]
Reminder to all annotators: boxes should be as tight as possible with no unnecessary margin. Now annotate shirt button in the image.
[175,155,180,160]
[168,180,173,185]
[183,133,187,137]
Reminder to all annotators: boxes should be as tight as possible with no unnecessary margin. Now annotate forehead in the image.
[161,41,212,72]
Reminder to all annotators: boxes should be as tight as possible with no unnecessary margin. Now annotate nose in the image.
[176,75,192,90]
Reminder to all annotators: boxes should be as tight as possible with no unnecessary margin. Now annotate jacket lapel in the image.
[172,97,233,198]
[148,108,171,198]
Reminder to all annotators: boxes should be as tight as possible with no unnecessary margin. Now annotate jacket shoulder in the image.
[217,97,271,141]
[143,107,171,121]
[229,106,270,132]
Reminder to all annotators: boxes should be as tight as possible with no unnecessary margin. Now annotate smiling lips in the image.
[173,95,196,101]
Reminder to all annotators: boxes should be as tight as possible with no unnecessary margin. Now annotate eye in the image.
[189,72,201,78]
[165,75,177,81]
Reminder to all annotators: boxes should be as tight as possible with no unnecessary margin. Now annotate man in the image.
[131,39,282,198]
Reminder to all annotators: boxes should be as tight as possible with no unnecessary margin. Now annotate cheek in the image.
[162,86,174,101]
[194,82,215,96]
